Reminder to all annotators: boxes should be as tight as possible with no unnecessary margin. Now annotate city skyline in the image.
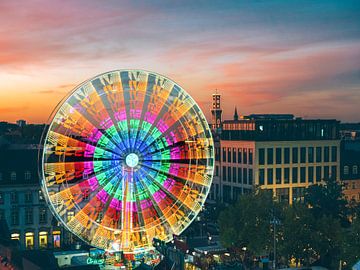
[0,0,360,123]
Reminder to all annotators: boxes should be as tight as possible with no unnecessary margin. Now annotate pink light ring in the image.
[87,128,102,143]
[168,163,180,175]
[129,109,142,119]
[152,191,163,203]
[99,117,113,129]
[163,178,175,190]
[156,119,169,133]
[114,110,127,121]
[87,176,100,191]
[170,146,181,159]
[140,199,152,209]
[83,162,94,175]
[84,144,96,157]
[97,189,109,204]
[110,197,122,211]
[144,112,157,125]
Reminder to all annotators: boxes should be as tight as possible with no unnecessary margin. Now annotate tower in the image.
[211,91,222,132]
[234,107,239,121]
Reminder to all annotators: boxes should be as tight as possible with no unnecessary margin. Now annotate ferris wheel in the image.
[41,70,214,255]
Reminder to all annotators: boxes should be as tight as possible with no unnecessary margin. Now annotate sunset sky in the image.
[0,0,359,123]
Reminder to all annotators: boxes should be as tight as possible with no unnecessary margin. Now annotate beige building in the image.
[208,95,340,204]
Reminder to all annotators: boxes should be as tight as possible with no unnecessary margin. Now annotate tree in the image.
[218,190,282,256]
[342,216,360,269]
[280,203,317,266]
[304,176,349,226]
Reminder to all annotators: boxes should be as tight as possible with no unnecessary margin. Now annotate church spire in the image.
[234,107,239,121]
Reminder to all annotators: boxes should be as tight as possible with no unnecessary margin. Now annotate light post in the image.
[270,216,280,270]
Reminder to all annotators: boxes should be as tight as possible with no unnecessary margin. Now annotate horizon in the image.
[0,1,360,123]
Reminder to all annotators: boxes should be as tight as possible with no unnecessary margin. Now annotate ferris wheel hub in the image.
[125,153,139,168]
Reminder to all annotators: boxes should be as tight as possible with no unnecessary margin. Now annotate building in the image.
[208,93,341,204]
[341,140,360,202]
[0,144,66,250]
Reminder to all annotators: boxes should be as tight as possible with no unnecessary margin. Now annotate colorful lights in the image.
[41,70,214,255]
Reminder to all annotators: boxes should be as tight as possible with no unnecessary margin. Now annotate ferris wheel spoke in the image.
[44,130,122,162]
[91,77,129,150]
[135,174,177,235]
[68,98,124,153]
[135,79,174,151]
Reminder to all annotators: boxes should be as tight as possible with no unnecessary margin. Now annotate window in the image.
[222,148,226,162]
[308,167,314,183]
[39,231,48,249]
[331,166,337,180]
[38,190,45,201]
[238,148,242,164]
[276,148,282,164]
[300,147,306,163]
[0,192,3,204]
[215,147,220,161]
[10,192,18,204]
[11,208,19,226]
[316,147,322,162]
[238,168,242,183]
[39,208,47,224]
[292,167,298,183]
[353,165,358,175]
[324,146,329,162]
[215,166,219,176]
[259,148,265,165]
[344,166,349,175]
[25,208,33,225]
[249,169,253,185]
[267,168,273,185]
[53,231,61,248]
[228,148,231,163]
[316,166,322,182]
[25,232,34,250]
[300,167,306,183]
[259,169,265,185]
[284,168,290,184]
[284,148,290,164]
[11,233,20,241]
[243,148,248,164]
[0,209,4,220]
[25,191,32,203]
[324,166,329,180]
[223,166,226,181]
[249,149,253,165]
[24,171,31,180]
[10,171,16,181]
[267,148,273,165]
[232,167,236,182]
[308,147,314,163]
[0,173,2,181]
[292,148,298,163]
[232,148,237,163]
[276,168,281,184]
[331,146,337,162]
[243,168,248,184]
[228,167,231,182]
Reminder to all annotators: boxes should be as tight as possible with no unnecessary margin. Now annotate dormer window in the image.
[25,171,31,180]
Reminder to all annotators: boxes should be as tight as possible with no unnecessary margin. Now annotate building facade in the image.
[0,144,66,250]
[208,94,341,204]
[341,140,360,202]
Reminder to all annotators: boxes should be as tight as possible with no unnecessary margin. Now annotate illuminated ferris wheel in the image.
[40,70,214,255]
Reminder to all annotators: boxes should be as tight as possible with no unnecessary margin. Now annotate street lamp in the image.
[270,216,281,269]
